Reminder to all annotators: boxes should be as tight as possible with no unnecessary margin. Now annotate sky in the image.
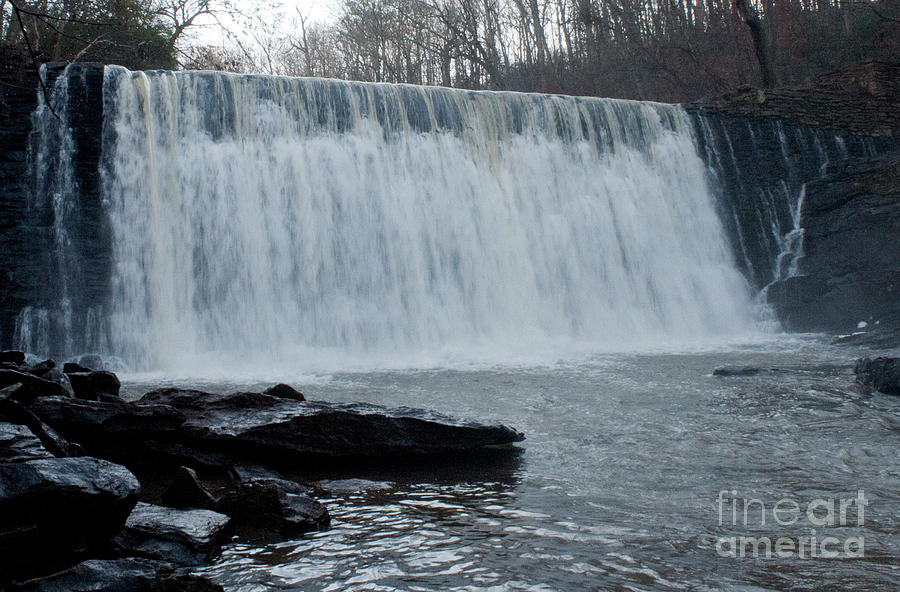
[190,0,339,46]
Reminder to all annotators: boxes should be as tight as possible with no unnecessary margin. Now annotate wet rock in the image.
[67,370,121,400]
[27,396,186,443]
[712,366,763,376]
[161,466,218,510]
[27,389,523,472]
[854,357,900,395]
[112,502,230,565]
[317,478,394,494]
[263,383,305,401]
[13,557,225,592]
[139,388,525,462]
[0,421,53,462]
[0,397,81,457]
[217,475,329,535]
[0,350,25,366]
[63,361,93,374]
[0,457,140,579]
[0,369,73,401]
[41,368,75,397]
[20,359,55,376]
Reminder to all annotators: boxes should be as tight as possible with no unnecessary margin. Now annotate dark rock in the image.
[1,361,20,370]
[217,476,329,535]
[13,557,225,592]
[263,383,305,401]
[161,466,218,510]
[41,368,75,397]
[0,397,81,457]
[98,391,126,404]
[67,370,121,400]
[20,359,56,376]
[0,457,140,579]
[854,357,900,395]
[63,362,93,374]
[14,558,164,592]
[27,388,523,472]
[112,502,230,565]
[0,369,73,401]
[0,421,53,462]
[0,350,25,366]
[766,152,900,334]
[315,478,394,495]
[139,388,525,463]
[713,366,762,377]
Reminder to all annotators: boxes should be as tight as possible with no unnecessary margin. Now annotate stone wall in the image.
[0,57,41,347]
[0,62,107,355]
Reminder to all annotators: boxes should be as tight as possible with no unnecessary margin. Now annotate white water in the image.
[96,67,759,372]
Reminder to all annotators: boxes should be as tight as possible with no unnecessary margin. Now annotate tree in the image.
[734,0,777,87]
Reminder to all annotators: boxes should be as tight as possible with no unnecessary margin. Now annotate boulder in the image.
[0,397,81,458]
[13,557,225,592]
[27,389,523,471]
[0,421,53,463]
[263,383,305,401]
[217,474,329,535]
[161,466,218,510]
[0,350,25,366]
[67,370,122,400]
[112,502,230,566]
[40,368,75,397]
[63,362,94,374]
[0,369,73,401]
[139,388,525,462]
[855,357,900,395]
[0,457,140,579]
[20,358,55,376]
[713,366,762,376]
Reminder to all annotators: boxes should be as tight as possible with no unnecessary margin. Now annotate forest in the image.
[1,0,899,102]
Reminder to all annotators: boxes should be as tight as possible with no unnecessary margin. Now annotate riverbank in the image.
[0,351,523,589]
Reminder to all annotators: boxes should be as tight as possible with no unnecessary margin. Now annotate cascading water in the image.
[28,66,762,372]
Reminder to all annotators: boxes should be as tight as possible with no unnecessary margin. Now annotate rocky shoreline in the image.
[0,351,524,590]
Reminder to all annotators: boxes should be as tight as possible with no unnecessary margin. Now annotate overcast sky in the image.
[190,0,339,46]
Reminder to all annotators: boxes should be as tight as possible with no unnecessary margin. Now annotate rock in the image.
[27,389,523,472]
[0,421,53,462]
[13,557,225,592]
[766,152,900,334]
[854,357,900,395]
[263,383,305,401]
[0,369,73,401]
[67,370,122,400]
[138,388,525,463]
[20,358,56,376]
[41,368,75,397]
[316,478,394,494]
[712,366,762,376]
[0,397,80,457]
[161,466,218,511]
[217,476,329,535]
[63,361,93,373]
[112,502,230,566]
[0,457,140,579]
[0,350,25,366]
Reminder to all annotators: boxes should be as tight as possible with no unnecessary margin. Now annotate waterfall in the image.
[26,66,761,372]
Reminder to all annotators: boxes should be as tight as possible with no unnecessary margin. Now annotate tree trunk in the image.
[734,0,777,87]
